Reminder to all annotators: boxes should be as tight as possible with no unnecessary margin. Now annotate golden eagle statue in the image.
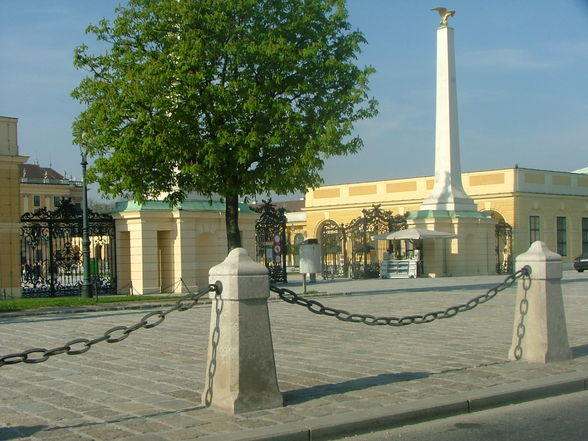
[432,7,455,26]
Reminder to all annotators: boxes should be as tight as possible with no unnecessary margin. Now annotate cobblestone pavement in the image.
[1,272,587,440]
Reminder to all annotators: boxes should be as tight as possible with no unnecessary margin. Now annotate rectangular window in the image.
[33,195,41,207]
[582,218,588,254]
[53,196,61,208]
[556,216,567,256]
[529,215,540,244]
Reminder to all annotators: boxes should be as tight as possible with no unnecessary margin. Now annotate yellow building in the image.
[0,116,28,297]
[112,200,258,294]
[303,167,588,273]
[20,163,83,214]
[296,21,588,277]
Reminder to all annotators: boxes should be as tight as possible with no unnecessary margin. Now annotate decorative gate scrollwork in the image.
[318,205,408,279]
[255,200,287,283]
[320,220,347,279]
[20,198,116,297]
[346,205,407,279]
[495,220,513,274]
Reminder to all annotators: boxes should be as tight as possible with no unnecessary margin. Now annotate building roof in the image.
[20,162,81,186]
[21,163,64,180]
[113,200,255,213]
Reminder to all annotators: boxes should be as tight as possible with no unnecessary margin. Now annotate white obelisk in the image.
[420,17,476,212]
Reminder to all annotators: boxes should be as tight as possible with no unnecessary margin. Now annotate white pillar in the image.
[203,248,282,413]
[128,222,160,294]
[421,25,476,212]
[509,241,571,363]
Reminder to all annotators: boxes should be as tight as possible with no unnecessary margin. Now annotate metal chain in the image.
[271,266,530,326]
[512,274,532,360]
[0,282,222,367]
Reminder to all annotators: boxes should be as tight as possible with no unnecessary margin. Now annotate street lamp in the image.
[77,138,92,298]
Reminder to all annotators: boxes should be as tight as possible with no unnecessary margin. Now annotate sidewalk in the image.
[1,271,587,440]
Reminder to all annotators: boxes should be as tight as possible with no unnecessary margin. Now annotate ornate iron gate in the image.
[320,220,347,279]
[495,220,513,274]
[255,200,287,283]
[346,205,407,279]
[318,205,408,279]
[20,199,116,297]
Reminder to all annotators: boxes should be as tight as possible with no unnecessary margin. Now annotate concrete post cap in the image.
[515,241,562,280]
[209,248,269,277]
[208,248,270,300]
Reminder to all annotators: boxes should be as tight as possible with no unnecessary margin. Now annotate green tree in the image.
[72,0,377,251]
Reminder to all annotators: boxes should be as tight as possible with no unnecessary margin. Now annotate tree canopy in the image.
[72,0,377,250]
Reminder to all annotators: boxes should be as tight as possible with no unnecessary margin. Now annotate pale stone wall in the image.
[409,216,495,277]
[0,117,19,156]
[113,203,258,295]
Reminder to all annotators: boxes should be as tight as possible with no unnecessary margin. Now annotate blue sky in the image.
[1,1,588,201]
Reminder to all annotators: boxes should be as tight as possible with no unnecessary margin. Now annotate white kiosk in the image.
[373,228,457,279]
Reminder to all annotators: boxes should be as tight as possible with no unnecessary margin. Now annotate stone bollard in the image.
[508,241,571,363]
[202,248,283,413]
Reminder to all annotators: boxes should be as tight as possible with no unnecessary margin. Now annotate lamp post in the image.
[80,148,92,298]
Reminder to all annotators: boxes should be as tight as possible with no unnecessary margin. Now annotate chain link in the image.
[271,267,530,326]
[0,282,222,367]
[512,273,532,360]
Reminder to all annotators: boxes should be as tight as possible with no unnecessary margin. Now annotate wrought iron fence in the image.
[20,199,116,297]
[255,200,287,283]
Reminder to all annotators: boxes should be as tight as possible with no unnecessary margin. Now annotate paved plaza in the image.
[1,271,588,440]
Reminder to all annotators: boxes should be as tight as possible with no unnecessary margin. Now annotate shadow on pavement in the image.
[561,278,588,285]
[572,344,588,359]
[283,371,429,405]
[0,425,47,440]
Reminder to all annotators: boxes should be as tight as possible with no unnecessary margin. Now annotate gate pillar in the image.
[508,241,571,363]
[127,227,160,294]
[203,248,282,413]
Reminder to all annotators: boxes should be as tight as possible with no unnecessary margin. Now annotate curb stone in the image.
[0,274,514,319]
[194,372,588,441]
[0,301,189,318]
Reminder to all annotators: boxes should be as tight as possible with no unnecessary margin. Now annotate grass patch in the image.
[0,295,178,313]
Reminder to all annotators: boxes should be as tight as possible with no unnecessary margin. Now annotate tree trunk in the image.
[225,194,242,252]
